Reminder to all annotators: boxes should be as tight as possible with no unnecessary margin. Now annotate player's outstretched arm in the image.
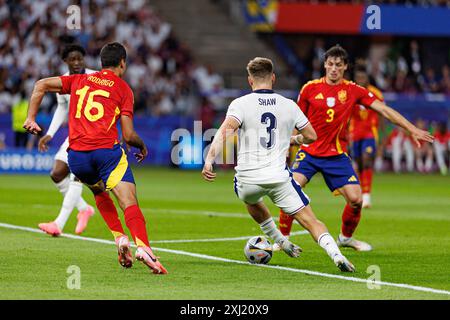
[202,117,240,182]
[369,99,434,147]
[120,115,148,163]
[24,77,63,135]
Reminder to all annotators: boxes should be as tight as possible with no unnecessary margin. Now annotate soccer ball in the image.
[244,236,273,264]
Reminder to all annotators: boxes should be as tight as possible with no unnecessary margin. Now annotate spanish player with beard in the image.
[275,45,433,252]
[348,65,384,209]
[23,42,167,274]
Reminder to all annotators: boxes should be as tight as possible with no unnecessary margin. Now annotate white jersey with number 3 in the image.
[226,89,309,184]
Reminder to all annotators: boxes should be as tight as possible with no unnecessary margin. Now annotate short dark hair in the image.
[247,57,274,79]
[100,42,127,68]
[324,45,349,65]
[61,44,85,60]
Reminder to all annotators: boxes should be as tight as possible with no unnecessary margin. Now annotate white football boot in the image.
[362,193,372,209]
[333,254,356,272]
[337,234,372,252]
[278,239,302,258]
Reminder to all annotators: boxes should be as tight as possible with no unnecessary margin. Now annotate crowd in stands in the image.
[0,0,224,118]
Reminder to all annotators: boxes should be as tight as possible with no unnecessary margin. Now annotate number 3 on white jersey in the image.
[260,112,277,149]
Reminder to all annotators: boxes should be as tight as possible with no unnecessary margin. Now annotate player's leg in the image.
[110,180,167,274]
[433,141,448,175]
[56,140,94,234]
[360,139,376,208]
[39,139,94,236]
[336,184,372,251]
[424,144,434,173]
[99,145,166,274]
[319,154,371,251]
[391,134,402,173]
[85,182,133,269]
[291,206,355,272]
[278,151,317,238]
[278,172,308,236]
[270,178,354,272]
[234,178,301,258]
[38,159,70,236]
[69,148,132,268]
[404,139,415,172]
[246,201,301,258]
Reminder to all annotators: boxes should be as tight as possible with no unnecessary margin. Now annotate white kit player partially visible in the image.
[202,57,355,272]
[37,44,96,236]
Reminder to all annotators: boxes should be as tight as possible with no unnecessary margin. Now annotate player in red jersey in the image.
[276,45,434,252]
[23,42,167,274]
[348,65,384,208]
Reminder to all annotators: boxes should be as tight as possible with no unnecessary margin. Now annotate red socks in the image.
[360,168,373,194]
[94,192,125,238]
[95,193,150,247]
[279,210,294,236]
[341,204,361,237]
[124,204,150,247]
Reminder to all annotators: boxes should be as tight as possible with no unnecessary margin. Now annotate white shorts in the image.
[233,177,310,215]
[54,137,69,163]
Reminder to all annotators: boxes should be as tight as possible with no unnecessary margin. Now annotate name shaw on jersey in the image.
[258,98,276,106]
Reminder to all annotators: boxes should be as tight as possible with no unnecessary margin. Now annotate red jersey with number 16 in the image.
[298,77,377,157]
[59,69,134,151]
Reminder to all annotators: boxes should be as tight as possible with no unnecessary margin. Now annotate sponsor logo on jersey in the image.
[338,90,347,103]
[314,93,324,100]
[326,97,335,107]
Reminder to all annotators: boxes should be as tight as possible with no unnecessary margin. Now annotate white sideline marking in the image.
[0,222,449,297]
[151,230,308,244]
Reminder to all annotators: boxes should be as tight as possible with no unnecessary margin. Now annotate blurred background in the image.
[0,0,449,174]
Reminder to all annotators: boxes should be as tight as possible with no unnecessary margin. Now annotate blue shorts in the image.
[68,144,135,191]
[351,138,377,159]
[291,151,359,192]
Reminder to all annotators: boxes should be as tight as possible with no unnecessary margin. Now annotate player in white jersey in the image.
[202,57,355,272]
[37,44,95,236]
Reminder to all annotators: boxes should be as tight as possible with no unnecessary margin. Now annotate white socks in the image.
[53,178,88,230]
[260,218,286,244]
[54,176,70,195]
[318,233,342,259]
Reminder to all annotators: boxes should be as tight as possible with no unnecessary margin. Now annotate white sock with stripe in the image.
[260,218,286,244]
[318,233,342,259]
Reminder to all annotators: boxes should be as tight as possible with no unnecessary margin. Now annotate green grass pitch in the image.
[0,168,449,299]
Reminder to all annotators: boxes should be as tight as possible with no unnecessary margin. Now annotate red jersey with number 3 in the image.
[298,77,377,157]
[59,69,134,151]
[349,84,384,142]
